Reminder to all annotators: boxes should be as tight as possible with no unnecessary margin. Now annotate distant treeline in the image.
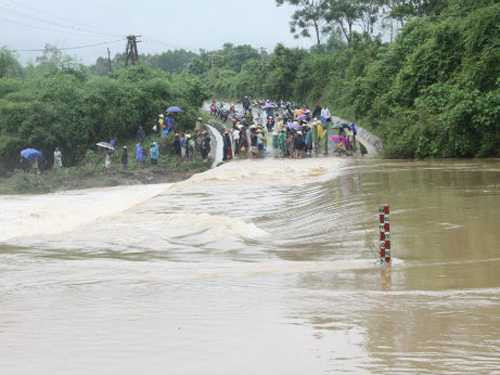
[92,0,499,158]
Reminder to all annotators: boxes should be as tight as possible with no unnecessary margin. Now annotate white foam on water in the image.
[164,212,269,239]
[0,184,170,243]
[180,157,345,188]
[0,158,345,249]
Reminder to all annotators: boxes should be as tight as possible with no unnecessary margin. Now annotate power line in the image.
[15,39,126,53]
[0,4,121,38]
[0,0,122,39]
[0,14,120,40]
[142,36,198,52]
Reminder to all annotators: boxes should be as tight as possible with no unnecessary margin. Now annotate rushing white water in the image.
[1,157,499,375]
[0,184,170,243]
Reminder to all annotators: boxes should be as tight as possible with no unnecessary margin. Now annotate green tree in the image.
[389,0,447,20]
[324,0,364,44]
[0,48,22,78]
[264,44,307,98]
[359,0,388,35]
[143,49,198,74]
[276,0,329,47]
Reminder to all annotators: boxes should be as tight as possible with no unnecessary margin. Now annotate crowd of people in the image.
[19,98,360,174]
[212,98,359,160]
[111,117,213,171]
[20,109,213,173]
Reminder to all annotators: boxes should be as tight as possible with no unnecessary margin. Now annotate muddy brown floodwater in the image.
[1,157,499,375]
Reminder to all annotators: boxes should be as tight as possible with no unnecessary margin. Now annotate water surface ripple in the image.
[1,158,499,374]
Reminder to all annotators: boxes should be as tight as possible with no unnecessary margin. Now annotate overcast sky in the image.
[1,0,314,64]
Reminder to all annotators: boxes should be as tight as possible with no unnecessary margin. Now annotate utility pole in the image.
[107,48,112,74]
[125,35,141,66]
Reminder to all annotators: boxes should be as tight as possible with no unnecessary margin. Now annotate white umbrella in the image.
[96,142,115,151]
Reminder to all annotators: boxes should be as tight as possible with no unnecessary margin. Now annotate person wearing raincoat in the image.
[257,129,265,154]
[156,114,164,134]
[313,120,328,155]
[321,107,331,124]
[180,133,187,160]
[312,121,322,154]
[186,134,195,161]
[163,114,175,138]
[173,133,182,160]
[135,143,144,167]
[351,123,358,150]
[202,132,211,161]
[150,142,159,165]
[304,126,313,156]
[223,130,233,161]
[195,117,203,131]
[272,130,279,156]
[105,152,112,170]
[278,129,287,157]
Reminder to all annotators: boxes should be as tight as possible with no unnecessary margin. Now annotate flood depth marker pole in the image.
[378,204,391,265]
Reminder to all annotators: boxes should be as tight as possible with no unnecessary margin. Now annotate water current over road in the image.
[1,157,499,374]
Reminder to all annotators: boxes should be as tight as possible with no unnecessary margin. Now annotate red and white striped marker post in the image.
[378,204,391,264]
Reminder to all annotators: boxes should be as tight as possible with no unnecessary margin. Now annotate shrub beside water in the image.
[0,58,210,173]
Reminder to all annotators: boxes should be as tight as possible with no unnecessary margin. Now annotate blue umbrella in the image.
[20,148,42,160]
[262,102,275,110]
[166,106,183,113]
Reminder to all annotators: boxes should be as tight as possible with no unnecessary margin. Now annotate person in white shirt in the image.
[53,147,63,169]
[321,107,331,123]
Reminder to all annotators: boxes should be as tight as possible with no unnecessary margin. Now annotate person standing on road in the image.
[195,117,203,131]
[351,123,358,150]
[121,146,128,170]
[278,129,287,157]
[242,96,251,114]
[135,143,144,167]
[232,125,241,156]
[312,102,322,119]
[321,107,331,125]
[186,134,194,161]
[202,131,211,161]
[173,133,182,161]
[104,152,112,171]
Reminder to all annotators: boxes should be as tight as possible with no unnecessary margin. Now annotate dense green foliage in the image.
[187,0,499,158]
[0,48,209,173]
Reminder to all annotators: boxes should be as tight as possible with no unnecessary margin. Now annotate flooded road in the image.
[1,158,499,374]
